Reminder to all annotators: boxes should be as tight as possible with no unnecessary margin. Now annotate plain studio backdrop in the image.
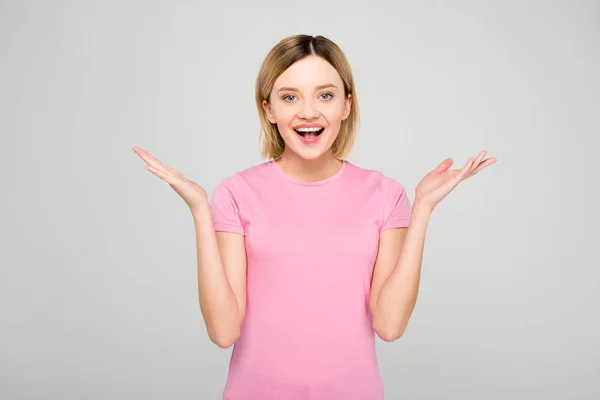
[1,0,598,399]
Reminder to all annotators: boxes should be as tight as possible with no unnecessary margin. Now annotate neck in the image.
[275,149,343,183]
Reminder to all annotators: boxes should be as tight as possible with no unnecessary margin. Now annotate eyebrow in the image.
[277,83,338,92]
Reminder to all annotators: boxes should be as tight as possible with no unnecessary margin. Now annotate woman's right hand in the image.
[132,146,209,211]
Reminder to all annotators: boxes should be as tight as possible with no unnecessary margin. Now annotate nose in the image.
[298,98,320,119]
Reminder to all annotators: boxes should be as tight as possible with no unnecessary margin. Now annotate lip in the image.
[292,123,324,129]
[295,127,324,145]
[298,134,322,145]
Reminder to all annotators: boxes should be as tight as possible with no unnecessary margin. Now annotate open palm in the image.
[415,150,497,211]
[132,146,209,211]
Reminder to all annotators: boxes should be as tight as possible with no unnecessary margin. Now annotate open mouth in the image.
[294,128,324,139]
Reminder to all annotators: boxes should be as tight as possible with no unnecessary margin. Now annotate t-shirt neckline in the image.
[270,159,347,186]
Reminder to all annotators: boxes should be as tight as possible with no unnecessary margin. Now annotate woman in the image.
[132,34,496,400]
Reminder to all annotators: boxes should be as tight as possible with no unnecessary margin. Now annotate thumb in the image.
[432,158,453,174]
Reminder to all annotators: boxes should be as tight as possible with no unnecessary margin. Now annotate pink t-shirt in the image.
[210,159,412,400]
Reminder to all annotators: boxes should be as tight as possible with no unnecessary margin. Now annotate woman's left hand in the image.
[414,150,497,212]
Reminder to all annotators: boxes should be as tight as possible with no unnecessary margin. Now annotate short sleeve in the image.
[380,176,412,232]
[210,181,245,235]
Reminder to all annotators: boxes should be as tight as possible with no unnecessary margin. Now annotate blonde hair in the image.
[255,34,360,160]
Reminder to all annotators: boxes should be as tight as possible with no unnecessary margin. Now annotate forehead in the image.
[273,55,343,90]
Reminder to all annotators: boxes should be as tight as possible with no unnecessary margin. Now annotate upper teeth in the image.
[296,127,322,132]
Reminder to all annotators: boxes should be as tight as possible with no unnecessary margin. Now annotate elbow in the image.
[376,327,405,342]
[208,321,241,349]
[203,304,244,349]
[212,337,235,349]
[210,329,240,349]
[372,315,406,342]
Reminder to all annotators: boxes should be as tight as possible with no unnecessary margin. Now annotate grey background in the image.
[1,0,599,399]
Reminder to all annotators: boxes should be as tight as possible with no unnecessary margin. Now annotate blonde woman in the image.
[133,34,496,400]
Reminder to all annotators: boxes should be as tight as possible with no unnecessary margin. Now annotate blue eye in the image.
[282,93,333,102]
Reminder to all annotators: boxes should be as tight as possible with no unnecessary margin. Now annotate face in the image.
[262,55,352,160]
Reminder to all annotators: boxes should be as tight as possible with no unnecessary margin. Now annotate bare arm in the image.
[369,203,430,342]
[191,204,247,348]
[132,146,247,349]
[370,151,496,341]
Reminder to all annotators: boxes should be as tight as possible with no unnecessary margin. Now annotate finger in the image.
[467,157,497,178]
[140,149,180,176]
[432,158,453,174]
[142,150,164,167]
[133,147,166,169]
[132,147,154,164]
[470,151,487,174]
[133,147,183,178]
[145,164,175,183]
[164,165,181,176]
[453,158,474,185]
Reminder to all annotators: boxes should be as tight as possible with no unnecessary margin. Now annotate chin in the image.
[295,150,327,161]
[290,140,336,161]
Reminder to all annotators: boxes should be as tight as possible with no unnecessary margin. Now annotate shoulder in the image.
[210,162,272,222]
[344,160,408,193]
[345,162,412,230]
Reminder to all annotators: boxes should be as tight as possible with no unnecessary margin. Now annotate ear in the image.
[341,93,352,120]
[262,99,276,124]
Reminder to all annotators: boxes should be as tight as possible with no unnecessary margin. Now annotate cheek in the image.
[274,110,296,132]
[276,118,294,133]
[323,104,346,123]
